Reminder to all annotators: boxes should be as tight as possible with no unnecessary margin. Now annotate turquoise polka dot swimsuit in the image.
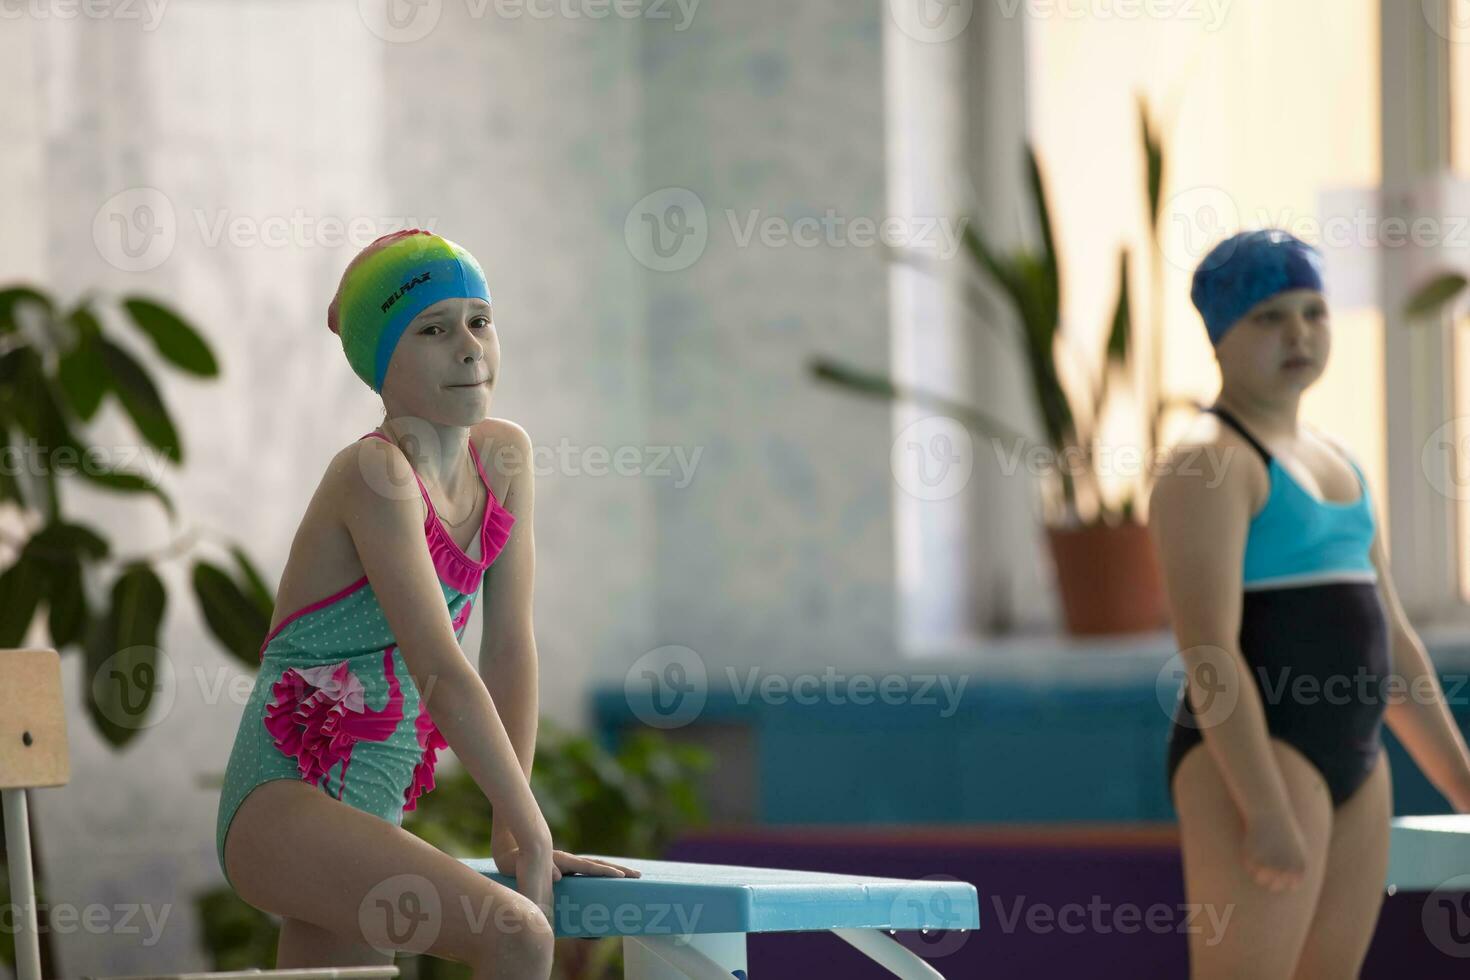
[215,429,516,890]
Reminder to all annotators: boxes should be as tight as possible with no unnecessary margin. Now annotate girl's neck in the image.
[1213,391,1302,443]
[376,417,475,493]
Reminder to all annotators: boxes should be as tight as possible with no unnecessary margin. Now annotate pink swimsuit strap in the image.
[358,429,517,590]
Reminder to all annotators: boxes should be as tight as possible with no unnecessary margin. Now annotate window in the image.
[1026,1,1384,524]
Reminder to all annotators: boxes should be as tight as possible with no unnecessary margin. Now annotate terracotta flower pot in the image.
[1044,520,1170,636]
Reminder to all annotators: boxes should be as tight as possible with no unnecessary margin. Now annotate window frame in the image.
[1382,2,1466,627]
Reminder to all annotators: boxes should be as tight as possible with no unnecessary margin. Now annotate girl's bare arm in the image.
[1370,511,1470,810]
[333,437,552,857]
[1150,441,1295,820]
[477,421,539,859]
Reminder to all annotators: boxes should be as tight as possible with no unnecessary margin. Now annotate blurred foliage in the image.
[810,93,1193,528]
[1405,270,1470,321]
[0,285,269,977]
[193,721,712,979]
[0,285,273,752]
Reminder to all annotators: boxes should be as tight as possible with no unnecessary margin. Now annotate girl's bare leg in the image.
[276,915,394,968]
[224,778,553,979]
[1171,738,1335,980]
[1291,748,1391,978]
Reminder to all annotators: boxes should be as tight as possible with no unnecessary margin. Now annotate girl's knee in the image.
[277,916,394,968]
[467,900,554,975]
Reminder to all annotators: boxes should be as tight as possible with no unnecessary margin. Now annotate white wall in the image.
[1,1,905,974]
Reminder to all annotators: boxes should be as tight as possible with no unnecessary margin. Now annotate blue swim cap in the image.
[1190,229,1325,347]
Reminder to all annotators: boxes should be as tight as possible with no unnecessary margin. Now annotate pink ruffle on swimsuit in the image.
[214,430,515,889]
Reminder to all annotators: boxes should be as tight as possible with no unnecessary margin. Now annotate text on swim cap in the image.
[379,271,433,315]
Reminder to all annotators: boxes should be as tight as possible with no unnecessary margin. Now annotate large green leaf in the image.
[961,222,1026,314]
[85,564,167,748]
[96,337,183,464]
[44,555,87,648]
[57,306,110,421]
[1139,94,1163,235]
[120,297,219,377]
[0,286,53,335]
[192,560,271,666]
[0,421,17,506]
[31,519,111,560]
[7,346,75,449]
[1023,142,1061,335]
[230,545,276,612]
[1404,272,1468,320]
[74,465,176,519]
[1106,249,1133,364]
[26,520,107,649]
[807,355,1035,449]
[0,555,43,646]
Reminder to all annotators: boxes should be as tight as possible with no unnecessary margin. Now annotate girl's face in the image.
[380,296,499,425]
[1214,288,1330,397]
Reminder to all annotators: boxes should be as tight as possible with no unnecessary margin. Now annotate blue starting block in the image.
[463,854,980,979]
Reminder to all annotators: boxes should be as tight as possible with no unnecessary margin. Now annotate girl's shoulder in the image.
[1151,409,1270,516]
[474,416,531,459]
[472,417,533,501]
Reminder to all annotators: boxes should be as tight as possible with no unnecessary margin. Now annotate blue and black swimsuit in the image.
[1165,404,1391,808]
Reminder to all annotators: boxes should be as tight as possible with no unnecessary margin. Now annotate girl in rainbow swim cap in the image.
[1153,228,1470,976]
[215,229,639,974]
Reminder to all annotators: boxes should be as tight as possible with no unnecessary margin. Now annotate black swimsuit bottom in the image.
[1165,406,1391,809]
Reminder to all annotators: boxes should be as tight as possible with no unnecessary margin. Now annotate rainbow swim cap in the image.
[327,229,492,393]
[1190,229,1324,347]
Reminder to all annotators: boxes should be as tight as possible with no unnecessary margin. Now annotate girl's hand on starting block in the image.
[549,851,642,880]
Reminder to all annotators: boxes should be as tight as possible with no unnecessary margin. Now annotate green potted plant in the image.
[811,95,1194,635]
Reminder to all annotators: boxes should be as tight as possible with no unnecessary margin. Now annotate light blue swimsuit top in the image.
[1208,406,1378,591]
